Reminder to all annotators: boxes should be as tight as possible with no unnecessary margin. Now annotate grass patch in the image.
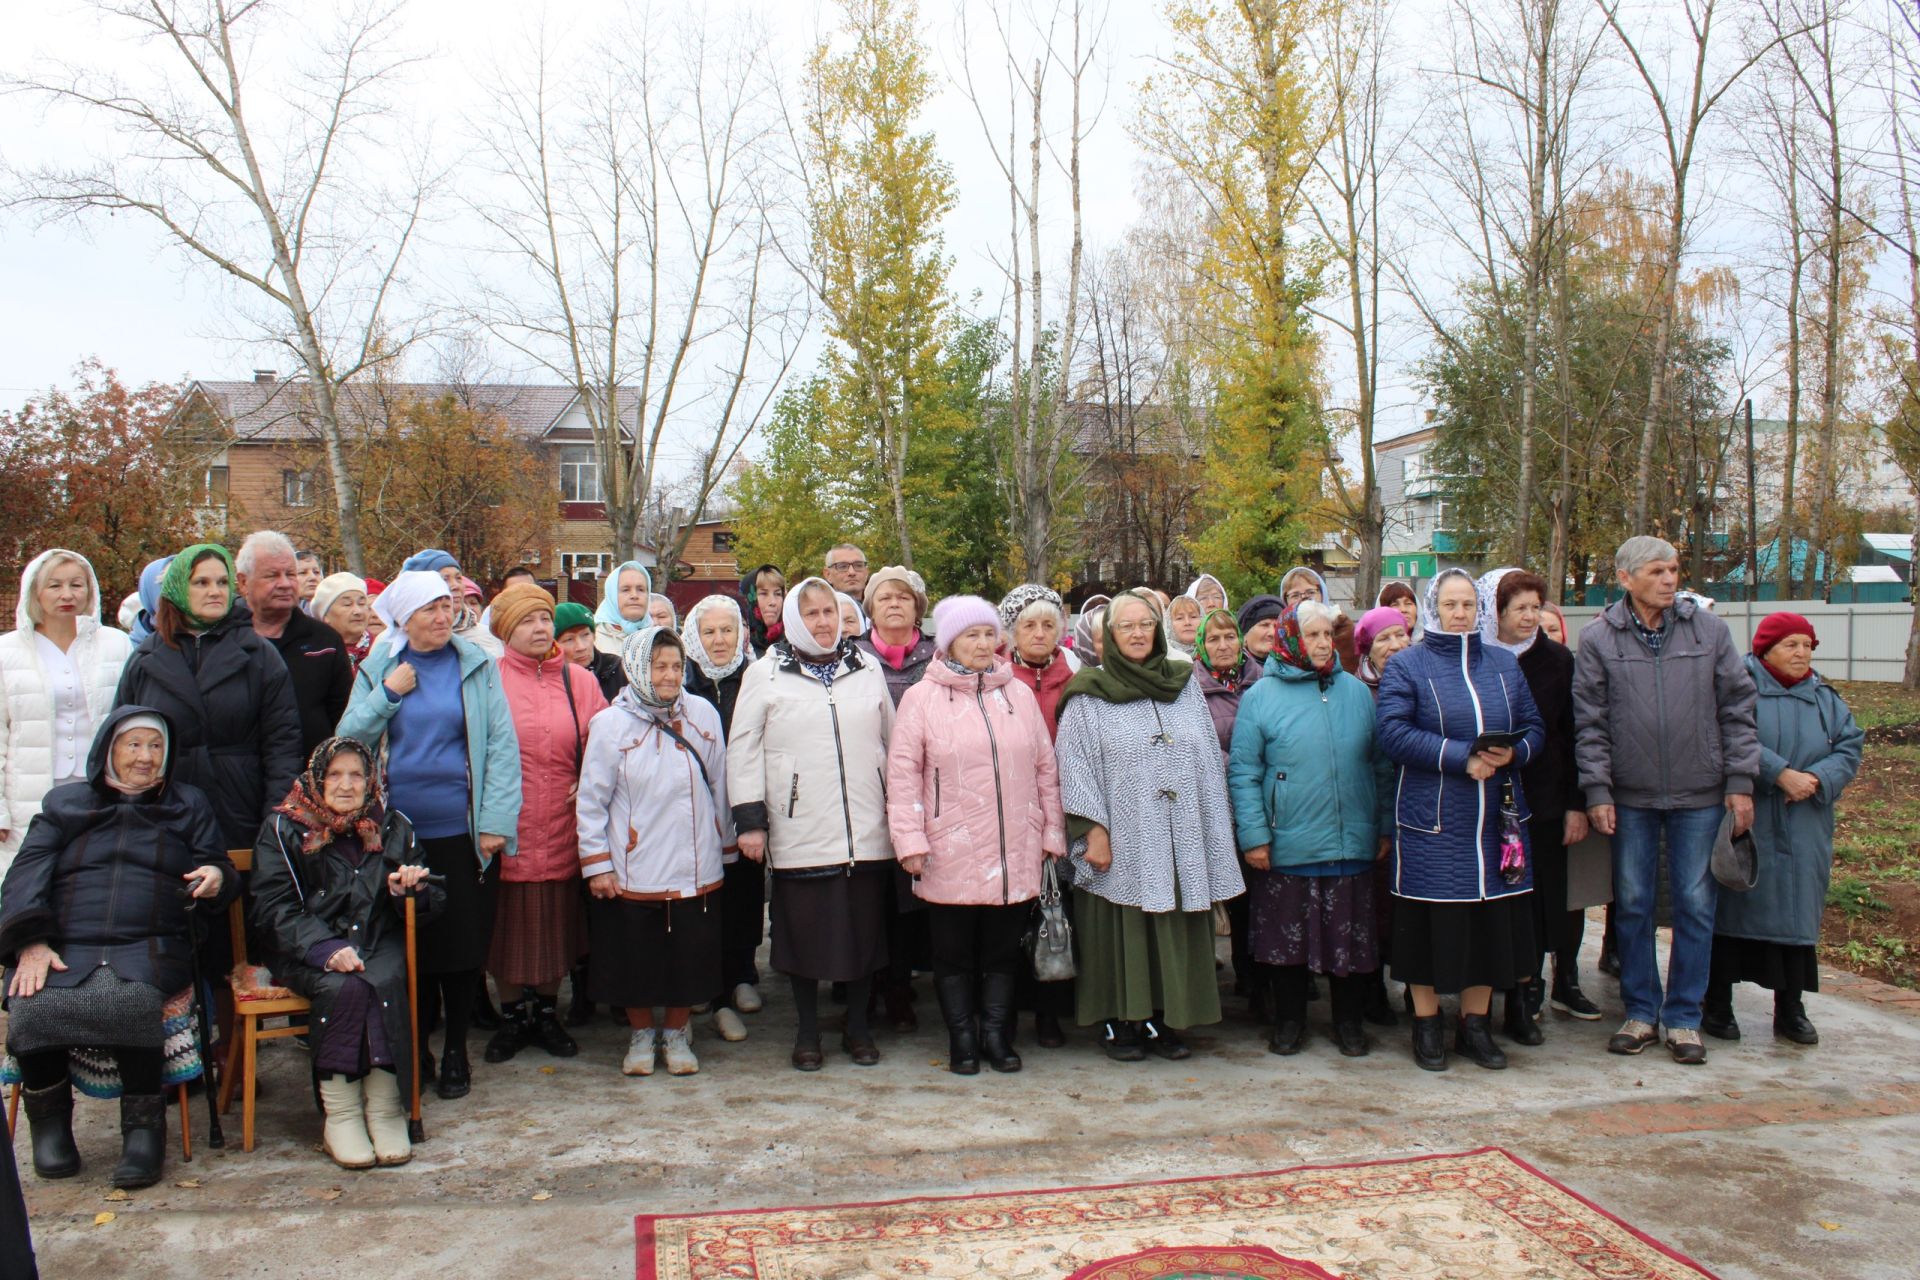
[1832,681,1920,730]
[1828,876,1891,918]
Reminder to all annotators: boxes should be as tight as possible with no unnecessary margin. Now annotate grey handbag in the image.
[1710,807,1759,891]
[1024,860,1076,982]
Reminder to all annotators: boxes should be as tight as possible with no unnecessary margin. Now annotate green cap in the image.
[553,601,595,635]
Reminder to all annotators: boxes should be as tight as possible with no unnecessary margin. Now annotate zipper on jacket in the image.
[788,774,799,817]
[1459,639,1488,899]
[934,768,941,817]
[1323,687,1345,851]
[975,675,1010,905]
[825,688,857,870]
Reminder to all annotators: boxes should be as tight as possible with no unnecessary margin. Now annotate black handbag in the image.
[1023,860,1076,982]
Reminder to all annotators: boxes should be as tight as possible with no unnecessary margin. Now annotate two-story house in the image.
[1373,418,1474,588]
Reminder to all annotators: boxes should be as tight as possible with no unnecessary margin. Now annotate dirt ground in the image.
[1822,682,1920,989]
[11,926,1920,1280]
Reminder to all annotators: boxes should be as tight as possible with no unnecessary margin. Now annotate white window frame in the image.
[559,445,603,503]
[282,468,314,508]
[561,551,614,580]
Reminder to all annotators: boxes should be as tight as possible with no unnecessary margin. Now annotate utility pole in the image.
[1743,398,1759,602]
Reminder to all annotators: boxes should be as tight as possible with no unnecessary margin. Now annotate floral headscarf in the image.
[680,595,748,682]
[1195,608,1243,680]
[274,737,384,855]
[620,625,684,712]
[1272,603,1339,684]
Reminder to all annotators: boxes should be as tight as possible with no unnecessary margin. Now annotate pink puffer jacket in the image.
[498,646,608,882]
[886,657,1065,906]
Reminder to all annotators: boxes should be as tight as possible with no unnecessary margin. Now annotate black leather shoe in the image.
[840,1033,881,1066]
[1411,1013,1447,1071]
[1102,1019,1146,1062]
[1143,1016,1191,1060]
[791,1038,824,1072]
[1267,1019,1307,1056]
[1363,975,1398,1028]
[529,998,580,1057]
[1454,1013,1508,1070]
[1502,992,1545,1046]
[1702,1004,1742,1041]
[435,1046,472,1099]
[1774,999,1818,1045]
[22,1079,80,1179]
[1550,982,1603,1020]
[935,974,980,1075]
[111,1094,167,1189]
[1034,1009,1066,1049]
[483,1001,531,1063]
[1332,1021,1371,1058]
[978,973,1022,1073]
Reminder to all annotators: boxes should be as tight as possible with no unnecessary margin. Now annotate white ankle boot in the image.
[318,1077,376,1170]
[362,1068,413,1166]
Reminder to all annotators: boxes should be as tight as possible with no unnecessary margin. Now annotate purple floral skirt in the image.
[1248,867,1378,976]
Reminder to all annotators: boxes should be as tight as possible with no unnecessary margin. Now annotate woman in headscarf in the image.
[250,738,441,1169]
[739,563,787,656]
[648,594,679,633]
[2,707,237,1188]
[1236,595,1284,666]
[836,592,868,643]
[1375,568,1544,1073]
[1377,582,1419,638]
[681,595,763,1040]
[125,557,171,647]
[1229,603,1394,1059]
[312,573,373,672]
[481,584,606,1066]
[1351,603,1415,1027]
[593,561,655,657]
[1070,594,1110,665]
[997,585,1080,741]
[1055,591,1244,1062]
[1164,594,1203,660]
[2,550,135,877]
[1477,567,1596,1033]
[1705,613,1863,1048]
[886,597,1065,1074]
[1192,606,1264,1014]
[1186,574,1230,617]
[577,627,732,1077]
[338,570,522,1101]
[456,577,502,659]
[1353,606,1412,696]
[725,577,896,1071]
[555,600,625,701]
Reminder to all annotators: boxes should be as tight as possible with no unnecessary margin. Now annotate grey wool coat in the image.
[1056,679,1245,913]
[1715,657,1863,947]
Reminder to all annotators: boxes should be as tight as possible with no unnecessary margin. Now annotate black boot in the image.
[1454,1013,1508,1070]
[1502,989,1544,1046]
[22,1078,80,1179]
[528,993,581,1058]
[436,1045,471,1100]
[978,973,1022,1073]
[1363,972,1398,1027]
[483,999,532,1063]
[1034,1008,1065,1048]
[1101,1019,1146,1062]
[1142,1014,1191,1060]
[1774,992,1818,1045]
[1411,1013,1447,1071]
[1331,1021,1370,1057]
[111,1094,166,1190]
[1703,981,1741,1041]
[566,965,595,1027]
[934,975,980,1075]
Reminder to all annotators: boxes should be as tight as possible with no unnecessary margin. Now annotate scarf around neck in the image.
[274,737,384,855]
[1057,590,1190,716]
[1273,604,1338,686]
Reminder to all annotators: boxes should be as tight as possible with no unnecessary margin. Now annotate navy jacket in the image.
[1376,629,1545,902]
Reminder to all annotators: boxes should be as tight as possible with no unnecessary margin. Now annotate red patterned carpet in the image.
[635,1147,1718,1279]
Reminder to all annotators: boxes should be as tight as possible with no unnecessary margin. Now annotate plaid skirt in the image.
[487,879,587,988]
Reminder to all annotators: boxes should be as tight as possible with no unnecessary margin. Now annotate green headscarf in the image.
[1195,607,1243,678]
[1057,590,1192,716]
[160,543,237,632]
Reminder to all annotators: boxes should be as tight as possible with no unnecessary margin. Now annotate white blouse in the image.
[34,631,90,782]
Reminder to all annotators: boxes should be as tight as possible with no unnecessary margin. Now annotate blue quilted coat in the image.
[1375,628,1546,902]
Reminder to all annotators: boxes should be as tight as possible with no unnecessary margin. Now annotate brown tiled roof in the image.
[179,378,639,443]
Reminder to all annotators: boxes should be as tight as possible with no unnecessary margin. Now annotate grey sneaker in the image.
[622,1027,657,1077]
[1665,1026,1707,1065]
[1607,1019,1658,1055]
[661,1026,700,1075]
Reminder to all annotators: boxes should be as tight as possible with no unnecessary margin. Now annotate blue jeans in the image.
[1612,805,1722,1030]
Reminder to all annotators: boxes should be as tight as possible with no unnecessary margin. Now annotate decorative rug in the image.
[635,1147,1718,1280]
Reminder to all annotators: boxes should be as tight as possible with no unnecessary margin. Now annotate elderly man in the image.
[1573,535,1758,1066]
[824,543,871,600]
[236,531,355,756]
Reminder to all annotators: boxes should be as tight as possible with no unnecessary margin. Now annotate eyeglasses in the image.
[1112,620,1159,636]
[1283,589,1318,605]
[828,559,867,572]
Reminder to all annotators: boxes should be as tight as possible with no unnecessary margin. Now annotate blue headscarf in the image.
[401,548,459,574]
[595,560,654,635]
[127,557,172,645]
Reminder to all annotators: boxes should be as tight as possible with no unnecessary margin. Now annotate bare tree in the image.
[5,0,433,573]
[468,11,806,569]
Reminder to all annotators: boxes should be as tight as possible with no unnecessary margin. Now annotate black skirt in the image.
[587,892,723,1008]
[1390,893,1537,994]
[769,861,890,982]
[1711,935,1820,993]
[415,834,498,974]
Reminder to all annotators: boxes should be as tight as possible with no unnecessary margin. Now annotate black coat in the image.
[684,664,744,738]
[250,809,444,1072]
[0,706,241,994]
[587,649,625,703]
[251,605,355,758]
[114,613,305,849]
[1516,636,1579,821]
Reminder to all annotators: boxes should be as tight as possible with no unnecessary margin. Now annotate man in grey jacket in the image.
[1573,536,1758,1065]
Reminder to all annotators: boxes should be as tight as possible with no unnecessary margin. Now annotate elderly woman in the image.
[1186,574,1230,617]
[726,577,895,1070]
[887,597,1065,1074]
[594,561,655,657]
[556,601,625,702]
[338,571,521,1101]
[836,592,868,643]
[250,739,441,1169]
[997,585,1080,740]
[2,708,236,1188]
[1056,592,1244,1061]
[1070,594,1110,665]
[125,558,172,647]
[1164,595,1204,660]
[1478,568,1597,1032]
[1236,596,1284,666]
[2,550,135,876]
[482,584,607,1065]
[1376,569,1544,1072]
[1378,582,1419,637]
[1354,606,1411,695]
[682,595,763,1038]
[857,566,934,705]
[1351,603,1414,1025]
[1538,601,1568,646]
[1228,604,1393,1058]
[1704,613,1863,1048]
[648,594,679,633]
[313,573,374,672]
[1192,607,1264,1012]
[577,628,732,1078]
[740,564,787,656]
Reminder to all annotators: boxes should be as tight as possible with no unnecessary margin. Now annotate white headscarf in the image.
[782,577,844,659]
[373,570,452,654]
[681,595,748,682]
[1421,566,1480,636]
[1184,573,1231,613]
[104,712,170,794]
[835,590,868,638]
[1475,567,1536,656]
[619,625,683,712]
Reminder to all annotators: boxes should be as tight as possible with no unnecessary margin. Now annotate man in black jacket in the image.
[237,531,354,756]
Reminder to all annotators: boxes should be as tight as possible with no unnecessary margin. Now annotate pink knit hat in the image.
[1354,605,1409,655]
[933,594,1001,654]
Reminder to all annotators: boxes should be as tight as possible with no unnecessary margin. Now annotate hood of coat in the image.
[924,654,1015,693]
[15,548,105,634]
[86,703,177,795]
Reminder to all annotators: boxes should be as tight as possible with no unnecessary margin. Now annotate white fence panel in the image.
[1561,601,1914,682]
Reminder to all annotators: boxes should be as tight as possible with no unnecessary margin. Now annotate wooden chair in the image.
[215,846,311,1152]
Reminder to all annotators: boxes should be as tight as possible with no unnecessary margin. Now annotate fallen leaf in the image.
[103,1189,130,1202]
[93,1212,116,1226]
[174,1179,203,1190]
[1818,1221,1842,1232]
[540,1066,557,1075]
[306,1187,343,1202]
[531,1191,553,1202]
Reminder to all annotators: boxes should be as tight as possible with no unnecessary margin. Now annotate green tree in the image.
[728,375,873,582]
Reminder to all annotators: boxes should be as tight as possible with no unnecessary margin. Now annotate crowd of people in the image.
[0,530,1865,1187]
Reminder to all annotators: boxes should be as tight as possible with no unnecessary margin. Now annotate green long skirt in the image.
[1074,893,1222,1030]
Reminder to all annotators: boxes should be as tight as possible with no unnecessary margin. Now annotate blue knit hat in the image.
[402,548,459,574]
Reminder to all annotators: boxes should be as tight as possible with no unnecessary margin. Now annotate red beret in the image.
[1751,611,1816,656]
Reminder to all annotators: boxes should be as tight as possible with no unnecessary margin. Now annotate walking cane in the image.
[405,887,424,1145]
[184,901,226,1151]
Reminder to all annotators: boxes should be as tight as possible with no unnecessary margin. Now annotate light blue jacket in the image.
[338,636,522,868]
[1227,659,1394,869]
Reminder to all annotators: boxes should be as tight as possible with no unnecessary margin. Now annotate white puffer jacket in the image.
[1,551,135,869]
[576,691,734,897]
